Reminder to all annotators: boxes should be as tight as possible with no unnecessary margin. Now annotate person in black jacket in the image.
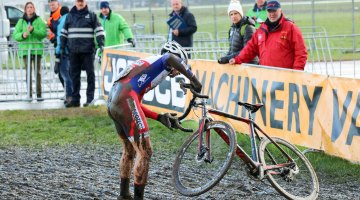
[218,0,258,64]
[168,0,197,58]
[60,0,105,107]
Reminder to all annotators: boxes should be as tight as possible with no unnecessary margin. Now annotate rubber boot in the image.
[133,184,145,200]
[117,178,133,200]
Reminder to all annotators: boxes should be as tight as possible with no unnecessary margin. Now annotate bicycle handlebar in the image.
[177,80,209,122]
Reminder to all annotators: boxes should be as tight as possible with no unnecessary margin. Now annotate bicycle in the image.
[172,81,319,200]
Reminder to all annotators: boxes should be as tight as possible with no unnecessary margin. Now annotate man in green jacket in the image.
[99,1,135,47]
[246,0,268,28]
[13,2,47,101]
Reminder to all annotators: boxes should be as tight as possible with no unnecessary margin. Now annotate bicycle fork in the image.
[196,98,213,163]
[196,119,213,163]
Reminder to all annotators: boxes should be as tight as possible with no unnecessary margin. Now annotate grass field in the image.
[114,2,360,61]
[1,106,359,183]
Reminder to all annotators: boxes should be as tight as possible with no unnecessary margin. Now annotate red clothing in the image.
[234,14,307,70]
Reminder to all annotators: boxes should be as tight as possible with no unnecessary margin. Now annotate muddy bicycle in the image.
[172,81,319,200]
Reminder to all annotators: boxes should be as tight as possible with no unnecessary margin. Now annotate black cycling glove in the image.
[157,113,179,130]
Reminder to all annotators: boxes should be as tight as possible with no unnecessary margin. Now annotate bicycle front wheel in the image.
[259,137,319,200]
[172,121,236,196]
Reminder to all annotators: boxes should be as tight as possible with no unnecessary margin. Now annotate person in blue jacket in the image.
[55,6,72,105]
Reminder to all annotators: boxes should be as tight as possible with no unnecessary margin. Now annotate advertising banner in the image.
[101,49,360,163]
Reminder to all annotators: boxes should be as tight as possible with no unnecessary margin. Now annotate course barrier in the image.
[101,49,360,163]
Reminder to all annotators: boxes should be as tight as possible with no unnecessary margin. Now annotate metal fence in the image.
[1,30,359,102]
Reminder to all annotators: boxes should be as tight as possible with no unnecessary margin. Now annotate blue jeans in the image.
[59,56,73,98]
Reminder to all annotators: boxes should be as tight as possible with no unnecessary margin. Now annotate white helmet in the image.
[160,41,189,64]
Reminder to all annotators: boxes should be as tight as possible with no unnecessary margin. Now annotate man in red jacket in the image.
[229,0,307,70]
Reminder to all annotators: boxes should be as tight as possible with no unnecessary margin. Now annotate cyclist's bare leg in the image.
[119,134,135,199]
[131,136,153,200]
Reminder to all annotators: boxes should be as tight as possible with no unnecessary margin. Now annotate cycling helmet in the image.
[160,41,189,64]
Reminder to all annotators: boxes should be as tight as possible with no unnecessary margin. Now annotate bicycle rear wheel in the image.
[258,137,319,200]
[172,121,236,196]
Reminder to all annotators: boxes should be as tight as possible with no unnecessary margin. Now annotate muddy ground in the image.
[0,145,359,200]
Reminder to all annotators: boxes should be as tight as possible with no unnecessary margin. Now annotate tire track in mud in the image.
[0,145,359,199]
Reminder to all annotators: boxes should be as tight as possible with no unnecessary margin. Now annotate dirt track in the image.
[0,145,359,200]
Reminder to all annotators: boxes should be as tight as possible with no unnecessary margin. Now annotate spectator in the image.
[168,0,197,58]
[60,0,105,107]
[218,0,258,64]
[12,2,47,101]
[246,0,268,28]
[55,6,73,105]
[229,0,308,70]
[47,0,65,91]
[99,1,135,47]
[107,41,202,200]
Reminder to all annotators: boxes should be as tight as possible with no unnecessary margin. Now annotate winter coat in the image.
[47,6,61,42]
[234,13,307,70]
[60,5,105,54]
[99,10,133,47]
[12,14,47,57]
[219,16,258,64]
[168,6,197,48]
[56,14,68,55]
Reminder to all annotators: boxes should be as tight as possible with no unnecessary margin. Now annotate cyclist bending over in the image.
[107,41,202,200]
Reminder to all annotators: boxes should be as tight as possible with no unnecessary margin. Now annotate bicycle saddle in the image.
[237,101,264,113]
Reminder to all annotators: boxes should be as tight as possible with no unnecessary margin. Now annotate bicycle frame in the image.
[207,108,296,179]
[178,82,296,180]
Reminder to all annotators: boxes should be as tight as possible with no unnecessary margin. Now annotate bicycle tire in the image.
[172,121,237,196]
[258,137,319,200]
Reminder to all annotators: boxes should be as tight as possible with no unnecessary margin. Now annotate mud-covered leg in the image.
[118,136,135,200]
[132,136,152,200]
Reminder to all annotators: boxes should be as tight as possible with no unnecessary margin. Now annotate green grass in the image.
[0,107,359,183]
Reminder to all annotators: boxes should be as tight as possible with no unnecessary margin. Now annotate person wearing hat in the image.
[229,0,308,70]
[99,1,135,47]
[55,6,73,105]
[218,0,258,64]
[246,0,268,28]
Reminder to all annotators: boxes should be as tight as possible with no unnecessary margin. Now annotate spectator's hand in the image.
[229,58,237,65]
[127,38,135,47]
[190,75,202,93]
[172,29,179,36]
[98,46,104,53]
[27,25,34,33]
[217,57,229,64]
[157,113,180,130]
[22,32,29,39]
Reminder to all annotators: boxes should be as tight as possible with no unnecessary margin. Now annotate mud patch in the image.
[0,145,359,199]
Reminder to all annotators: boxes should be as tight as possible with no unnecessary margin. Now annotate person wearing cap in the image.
[55,6,73,105]
[60,0,105,107]
[246,0,268,28]
[230,0,307,70]
[218,0,258,64]
[99,1,135,47]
